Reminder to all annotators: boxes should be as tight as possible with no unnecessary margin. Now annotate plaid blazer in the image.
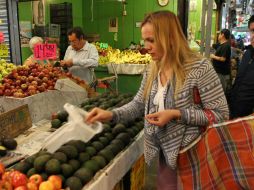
[112,58,229,169]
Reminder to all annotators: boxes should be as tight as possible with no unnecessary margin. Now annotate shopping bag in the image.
[178,115,254,190]
[41,103,103,153]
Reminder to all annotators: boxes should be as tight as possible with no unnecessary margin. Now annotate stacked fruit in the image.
[0,64,67,98]
[0,59,16,83]
[0,137,17,157]
[0,162,63,190]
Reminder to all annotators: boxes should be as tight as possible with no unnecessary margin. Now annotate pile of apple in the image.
[0,163,63,190]
[0,64,66,98]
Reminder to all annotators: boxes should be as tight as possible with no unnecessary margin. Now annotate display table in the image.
[107,63,147,75]
[0,90,87,123]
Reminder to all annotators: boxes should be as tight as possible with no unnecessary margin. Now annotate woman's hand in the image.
[145,109,181,127]
[85,107,113,124]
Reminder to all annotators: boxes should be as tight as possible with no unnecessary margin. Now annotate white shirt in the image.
[153,73,168,111]
[64,42,99,83]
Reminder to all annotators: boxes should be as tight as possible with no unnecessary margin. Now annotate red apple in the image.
[41,83,47,88]
[26,182,38,190]
[0,163,5,178]
[47,86,54,90]
[0,89,4,96]
[11,171,28,188]
[15,80,21,86]
[28,85,36,91]
[38,73,44,79]
[4,89,12,96]
[42,77,48,83]
[0,180,13,190]
[14,186,27,190]
[38,181,54,190]
[37,86,45,92]
[28,175,43,187]
[48,175,62,190]
[21,84,28,91]
[20,76,27,84]
[28,76,34,82]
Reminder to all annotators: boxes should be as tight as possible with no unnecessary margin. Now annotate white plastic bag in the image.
[42,103,103,153]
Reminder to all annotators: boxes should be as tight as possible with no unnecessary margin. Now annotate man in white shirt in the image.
[60,27,99,83]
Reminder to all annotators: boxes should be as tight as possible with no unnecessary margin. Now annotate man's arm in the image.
[210,54,226,62]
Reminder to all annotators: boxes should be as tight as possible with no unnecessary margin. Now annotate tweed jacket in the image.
[112,58,229,169]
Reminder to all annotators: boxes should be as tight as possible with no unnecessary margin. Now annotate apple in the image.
[15,80,21,86]
[14,186,27,190]
[26,182,38,190]
[11,171,28,188]
[21,84,28,91]
[38,73,44,79]
[0,180,13,190]
[0,89,4,96]
[28,85,36,91]
[38,181,54,190]
[37,86,45,92]
[48,175,62,190]
[0,163,5,178]
[41,83,47,89]
[47,86,54,90]
[28,76,34,82]
[4,89,12,96]
[20,76,27,84]
[29,175,43,187]
[31,81,38,86]
[42,77,48,83]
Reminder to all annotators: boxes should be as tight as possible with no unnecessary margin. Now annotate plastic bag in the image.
[42,103,103,153]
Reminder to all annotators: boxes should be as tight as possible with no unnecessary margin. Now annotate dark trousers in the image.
[230,98,254,119]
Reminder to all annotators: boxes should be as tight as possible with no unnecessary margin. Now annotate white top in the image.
[64,42,99,83]
[153,72,168,111]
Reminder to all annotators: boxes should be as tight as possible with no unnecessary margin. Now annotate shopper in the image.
[85,11,228,189]
[230,15,254,119]
[210,29,232,93]
[60,27,99,83]
[24,36,50,66]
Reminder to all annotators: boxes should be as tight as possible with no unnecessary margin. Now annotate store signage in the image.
[0,32,4,43]
[100,43,108,49]
[0,104,32,138]
[34,43,57,60]
[0,44,8,57]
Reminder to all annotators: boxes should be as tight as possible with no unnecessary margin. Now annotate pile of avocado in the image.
[14,118,143,190]
[51,92,134,129]
[0,137,18,157]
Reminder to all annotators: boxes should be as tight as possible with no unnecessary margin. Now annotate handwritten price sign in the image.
[34,43,57,60]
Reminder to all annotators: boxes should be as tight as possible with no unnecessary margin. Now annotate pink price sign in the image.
[34,43,57,60]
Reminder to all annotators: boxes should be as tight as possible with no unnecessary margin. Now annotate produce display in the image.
[10,93,143,190]
[93,42,151,65]
[0,138,18,157]
[0,63,90,98]
[0,59,16,83]
[0,162,63,190]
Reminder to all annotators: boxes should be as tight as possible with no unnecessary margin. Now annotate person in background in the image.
[85,11,228,189]
[230,15,254,119]
[24,36,50,66]
[210,29,231,93]
[60,27,99,83]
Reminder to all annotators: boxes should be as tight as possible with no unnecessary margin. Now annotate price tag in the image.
[0,44,8,57]
[34,43,57,60]
[100,43,108,49]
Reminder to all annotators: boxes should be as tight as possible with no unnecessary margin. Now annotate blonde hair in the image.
[29,36,43,51]
[142,11,202,99]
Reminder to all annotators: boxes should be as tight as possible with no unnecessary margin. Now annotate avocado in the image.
[61,163,74,178]
[37,150,52,157]
[25,154,37,165]
[78,152,90,163]
[91,155,107,168]
[105,144,120,156]
[126,128,136,138]
[51,119,62,129]
[98,149,114,162]
[57,145,78,159]
[103,133,114,141]
[65,176,83,190]
[57,110,69,122]
[0,146,7,156]
[13,161,31,173]
[68,159,80,171]
[74,168,93,185]
[33,155,51,172]
[115,132,131,145]
[82,160,100,174]
[91,141,104,151]
[102,123,112,133]
[110,139,125,150]
[112,124,126,136]
[98,136,109,146]
[40,173,48,181]
[132,126,140,135]
[45,159,61,175]
[65,140,87,153]
[2,138,17,150]
[85,146,97,157]
[80,100,90,107]
[53,152,67,163]
[26,168,37,177]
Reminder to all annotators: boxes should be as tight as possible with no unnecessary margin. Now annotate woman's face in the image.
[141,23,163,61]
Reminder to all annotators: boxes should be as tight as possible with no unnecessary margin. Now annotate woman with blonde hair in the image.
[86,11,228,189]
